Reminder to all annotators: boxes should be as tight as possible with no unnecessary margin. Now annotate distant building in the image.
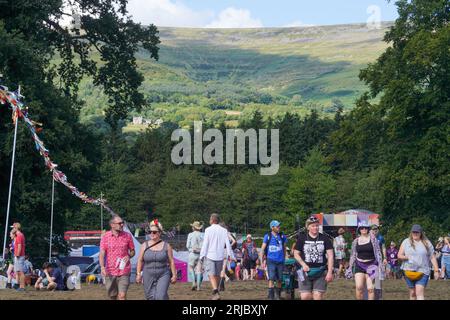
[133,116,143,125]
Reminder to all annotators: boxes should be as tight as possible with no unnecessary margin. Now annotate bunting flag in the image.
[0,85,116,216]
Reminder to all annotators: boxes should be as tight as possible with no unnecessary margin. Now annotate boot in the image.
[268,288,275,300]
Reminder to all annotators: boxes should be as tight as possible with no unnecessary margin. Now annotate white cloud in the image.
[281,20,315,28]
[205,7,263,28]
[127,0,214,27]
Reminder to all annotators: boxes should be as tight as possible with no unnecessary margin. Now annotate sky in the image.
[126,0,399,28]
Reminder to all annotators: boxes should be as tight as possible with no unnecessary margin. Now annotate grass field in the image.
[1,279,448,300]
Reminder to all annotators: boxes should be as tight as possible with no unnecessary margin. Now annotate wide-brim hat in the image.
[357,221,370,234]
[190,221,203,230]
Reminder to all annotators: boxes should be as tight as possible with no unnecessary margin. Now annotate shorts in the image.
[404,272,429,288]
[387,264,400,273]
[105,275,130,299]
[42,278,49,287]
[205,258,224,277]
[299,274,327,293]
[267,261,284,281]
[243,259,256,271]
[188,253,200,268]
[353,261,376,275]
[13,256,26,273]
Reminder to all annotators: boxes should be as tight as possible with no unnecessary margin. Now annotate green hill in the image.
[78,22,392,129]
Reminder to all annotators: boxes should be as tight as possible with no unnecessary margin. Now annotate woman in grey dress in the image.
[136,219,177,300]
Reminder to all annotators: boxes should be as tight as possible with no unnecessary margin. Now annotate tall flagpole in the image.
[100,192,103,230]
[49,177,55,262]
[2,85,20,260]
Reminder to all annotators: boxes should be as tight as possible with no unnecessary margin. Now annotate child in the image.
[235,262,241,281]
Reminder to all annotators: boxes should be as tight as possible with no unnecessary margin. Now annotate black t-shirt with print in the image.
[295,233,333,268]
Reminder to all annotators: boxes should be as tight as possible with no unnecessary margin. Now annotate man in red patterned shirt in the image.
[99,215,135,300]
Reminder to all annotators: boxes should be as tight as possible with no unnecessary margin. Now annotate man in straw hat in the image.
[186,221,204,291]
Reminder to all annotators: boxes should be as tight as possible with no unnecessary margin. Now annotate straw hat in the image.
[190,221,203,230]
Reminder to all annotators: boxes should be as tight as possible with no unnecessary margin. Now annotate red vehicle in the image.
[64,230,103,249]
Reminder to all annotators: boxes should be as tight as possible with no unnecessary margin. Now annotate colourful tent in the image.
[314,209,380,227]
[174,257,188,282]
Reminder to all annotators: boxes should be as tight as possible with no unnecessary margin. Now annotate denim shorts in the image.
[404,272,429,288]
[13,256,26,273]
[267,261,284,281]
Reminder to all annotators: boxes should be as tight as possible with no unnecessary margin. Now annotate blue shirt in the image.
[51,268,64,290]
[376,234,385,248]
[263,232,287,263]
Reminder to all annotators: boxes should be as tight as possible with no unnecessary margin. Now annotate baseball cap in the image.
[411,224,423,233]
[270,220,280,228]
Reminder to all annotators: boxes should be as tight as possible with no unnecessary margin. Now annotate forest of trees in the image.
[0,0,448,259]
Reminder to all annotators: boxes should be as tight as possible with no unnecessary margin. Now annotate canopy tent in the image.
[313,209,380,227]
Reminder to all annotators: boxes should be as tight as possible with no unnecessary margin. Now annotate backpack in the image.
[247,242,259,261]
[263,232,285,257]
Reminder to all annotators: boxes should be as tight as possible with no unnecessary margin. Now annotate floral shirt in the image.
[100,231,134,276]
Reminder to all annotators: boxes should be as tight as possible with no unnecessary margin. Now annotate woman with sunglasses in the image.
[348,221,383,300]
[397,224,439,300]
[136,219,177,300]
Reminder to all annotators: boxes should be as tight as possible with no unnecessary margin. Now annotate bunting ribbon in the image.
[0,85,116,216]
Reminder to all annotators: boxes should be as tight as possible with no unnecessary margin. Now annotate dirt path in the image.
[1,279,448,300]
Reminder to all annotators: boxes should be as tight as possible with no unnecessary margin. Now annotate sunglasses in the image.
[308,216,319,222]
[113,222,124,225]
[150,230,160,234]
[359,227,369,230]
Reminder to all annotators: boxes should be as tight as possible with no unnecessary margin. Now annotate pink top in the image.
[100,231,135,276]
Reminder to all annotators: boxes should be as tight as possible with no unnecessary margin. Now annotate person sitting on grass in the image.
[34,262,64,291]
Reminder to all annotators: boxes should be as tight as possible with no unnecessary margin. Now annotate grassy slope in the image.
[77,23,391,127]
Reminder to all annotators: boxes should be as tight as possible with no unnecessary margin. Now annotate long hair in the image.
[409,231,431,253]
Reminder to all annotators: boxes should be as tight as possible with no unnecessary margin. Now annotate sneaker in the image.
[211,293,221,300]
[6,283,12,289]
[191,286,197,291]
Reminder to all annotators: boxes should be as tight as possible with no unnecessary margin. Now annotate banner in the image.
[0,85,116,216]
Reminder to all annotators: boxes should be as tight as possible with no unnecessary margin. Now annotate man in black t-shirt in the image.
[294,216,334,300]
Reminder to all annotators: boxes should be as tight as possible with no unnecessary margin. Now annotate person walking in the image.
[348,222,383,300]
[5,230,16,289]
[199,213,236,300]
[99,215,135,300]
[136,219,177,300]
[186,221,204,291]
[386,241,400,279]
[11,222,26,291]
[334,228,347,278]
[261,220,288,300]
[294,216,334,300]
[242,234,258,281]
[440,237,450,279]
[398,224,439,300]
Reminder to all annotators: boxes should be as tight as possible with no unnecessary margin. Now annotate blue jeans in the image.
[442,255,450,279]
[404,273,429,288]
[267,261,284,281]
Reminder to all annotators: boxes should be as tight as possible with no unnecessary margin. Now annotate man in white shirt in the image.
[200,213,236,300]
